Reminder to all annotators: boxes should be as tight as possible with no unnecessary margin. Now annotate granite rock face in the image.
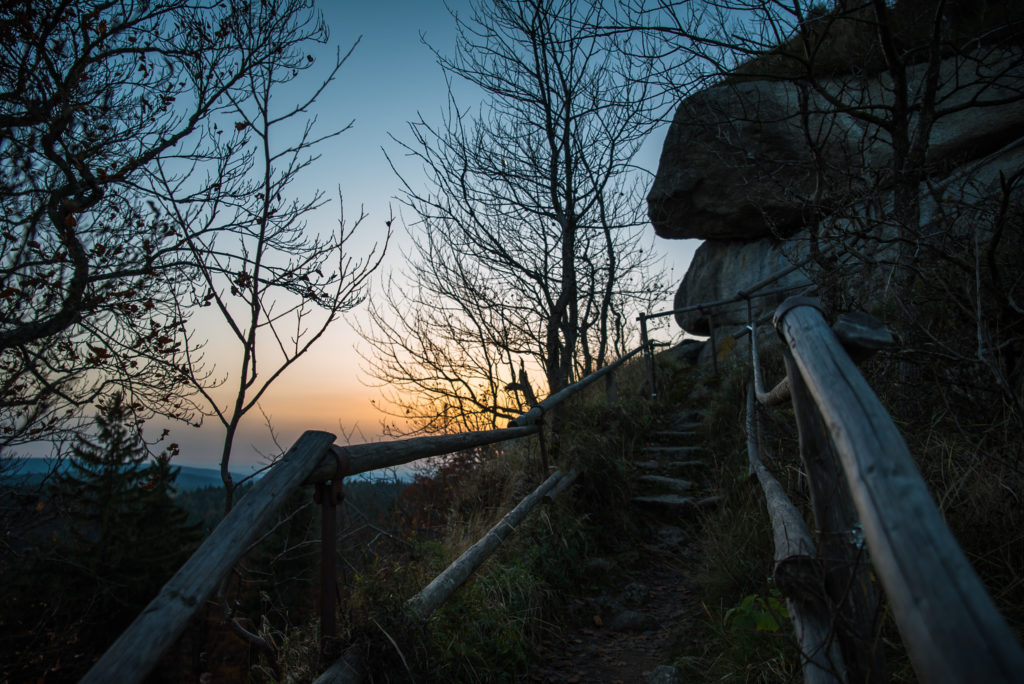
[673,238,810,334]
[647,79,873,241]
[650,49,1024,335]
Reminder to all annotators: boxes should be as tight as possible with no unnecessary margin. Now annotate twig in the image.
[372,618,415,683]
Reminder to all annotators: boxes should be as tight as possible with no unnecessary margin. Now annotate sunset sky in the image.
[161,1,699,470]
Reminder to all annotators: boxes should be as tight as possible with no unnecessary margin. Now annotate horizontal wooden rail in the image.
[509,344,645,427]
[83,431,337,684]
[774,297,1024,682]
[408,468,569,618]
[644,258,812,322]
[305,425,541,483]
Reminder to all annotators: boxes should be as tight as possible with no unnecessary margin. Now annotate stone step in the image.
[634,460,706,472]
[667,410,706,426]
[636,475,694,492]
[631,494,722,511]
[641,446,706,458]
[651,430,699,441]
[632,494,695,508]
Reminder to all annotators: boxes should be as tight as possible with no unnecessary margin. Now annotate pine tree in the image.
[45,394,201,675]
[136,450,202,578]
[59,393,153,598]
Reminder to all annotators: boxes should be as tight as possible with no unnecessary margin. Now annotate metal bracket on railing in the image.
[315,448,348,659]
[832,311,896,363]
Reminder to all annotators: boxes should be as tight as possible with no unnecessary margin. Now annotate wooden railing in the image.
[83,342,648,683]
[642,261,1024,682]
[766,298,1024,682]
[85,259,1024,683]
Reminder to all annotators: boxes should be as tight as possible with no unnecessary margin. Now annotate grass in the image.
[254,368,660,682]
[253,318,1023,682]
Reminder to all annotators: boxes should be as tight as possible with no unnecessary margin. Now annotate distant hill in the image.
[1,458,245,493]
[172,465,249,492]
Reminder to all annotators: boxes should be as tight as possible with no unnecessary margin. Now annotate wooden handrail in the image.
[509,343,645,427]
[774,298,1024,682]
[83,431,337,684]
[407,469,569,618]
[85,333,647,682]
[305,425,541,483]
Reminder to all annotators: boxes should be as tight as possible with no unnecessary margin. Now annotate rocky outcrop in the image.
[672,238,810,333]
[651,49,1024,335]
[647,79,874,241]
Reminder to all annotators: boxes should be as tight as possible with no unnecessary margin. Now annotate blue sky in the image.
[163,0,699,469]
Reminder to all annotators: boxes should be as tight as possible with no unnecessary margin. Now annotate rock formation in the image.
[650,49,1024,334]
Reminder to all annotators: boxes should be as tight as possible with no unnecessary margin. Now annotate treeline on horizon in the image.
[0,397,411,682]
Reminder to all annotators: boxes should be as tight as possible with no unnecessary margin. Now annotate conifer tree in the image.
[60,393,152,589]
[48,394,200,674]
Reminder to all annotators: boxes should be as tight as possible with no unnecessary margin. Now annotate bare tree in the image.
[148,23,389,510]
[0,0,355,451]
[361,0,669,434]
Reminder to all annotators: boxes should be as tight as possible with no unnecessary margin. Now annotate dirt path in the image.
[528,412,710,683]
[527,520,702,683]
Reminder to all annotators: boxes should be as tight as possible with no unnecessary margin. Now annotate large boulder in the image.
[648,50,1024,243]
[647,79,870,241]
[652,48,1024,337]
[673,239,811,334]
[670,137,1024,335]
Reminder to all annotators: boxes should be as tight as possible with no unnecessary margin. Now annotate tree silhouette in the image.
[363,0,669,433]
[0,0,356,449]
[2,394,199,681]
[58,393,200,639]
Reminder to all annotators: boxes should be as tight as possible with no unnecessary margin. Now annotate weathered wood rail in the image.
[646,264,1024,682]
[774,298,1024,681]
[86,255,1024,683]
[83,343,648,683]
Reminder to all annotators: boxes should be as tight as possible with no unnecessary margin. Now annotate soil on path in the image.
[526,518,704,683]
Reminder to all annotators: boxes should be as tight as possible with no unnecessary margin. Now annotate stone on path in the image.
[646,664,682,684]
[607,610,659,633]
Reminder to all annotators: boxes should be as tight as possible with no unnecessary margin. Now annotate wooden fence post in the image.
[316,477,344,658]
[605,370,617,405]
[705,308,718,376]
[639,313,656,399]
[783,347,888,683]
[775,297,1024,682]
[84,431,338,684]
